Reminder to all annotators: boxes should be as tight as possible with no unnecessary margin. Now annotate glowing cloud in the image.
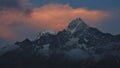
[0,4,110,40]
[29,4,110,31]
[0,26,16,39]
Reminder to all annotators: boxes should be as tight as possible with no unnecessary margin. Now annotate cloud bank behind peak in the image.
[0,4,111,40]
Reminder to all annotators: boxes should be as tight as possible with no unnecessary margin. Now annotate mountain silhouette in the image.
[0,18,120,68]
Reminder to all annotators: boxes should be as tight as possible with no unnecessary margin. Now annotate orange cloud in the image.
[0,9,29,40]
[29,4,110,31]
[0,26,16,39]
[0,4,110,40]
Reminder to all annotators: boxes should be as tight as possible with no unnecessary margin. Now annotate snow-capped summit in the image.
[41,29,56,35]
[67,18,89,34]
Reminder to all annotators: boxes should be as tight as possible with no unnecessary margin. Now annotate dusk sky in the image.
[0,0,120,41]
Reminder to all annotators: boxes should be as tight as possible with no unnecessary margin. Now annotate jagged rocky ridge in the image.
[0,18,120,68]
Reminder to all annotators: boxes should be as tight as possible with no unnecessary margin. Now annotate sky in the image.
[0,0,120,41]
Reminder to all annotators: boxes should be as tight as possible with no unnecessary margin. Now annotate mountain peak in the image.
[41,30,56,35]
[67,18,89,34]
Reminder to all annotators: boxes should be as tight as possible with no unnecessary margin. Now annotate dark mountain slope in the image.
[0,18,120,68]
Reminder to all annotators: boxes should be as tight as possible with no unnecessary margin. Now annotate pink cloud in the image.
[29,4,110,31]
[0,26,16,39]
[0,4,110,40]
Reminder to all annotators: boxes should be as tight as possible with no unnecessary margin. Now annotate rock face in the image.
[0,18,120,68]
[67,18,89,34]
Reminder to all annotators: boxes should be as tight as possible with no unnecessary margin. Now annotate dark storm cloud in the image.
[0,0,21,9]
[0,0,32,16]
[0,0,31,10]
[0,0,21,10]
